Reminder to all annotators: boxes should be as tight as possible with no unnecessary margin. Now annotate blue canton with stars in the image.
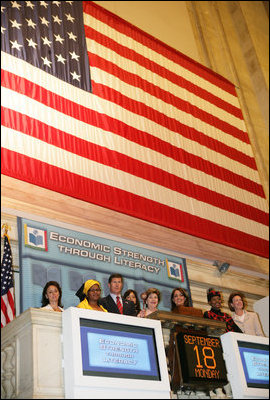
[1,236,13,297]
[1,1,91,91]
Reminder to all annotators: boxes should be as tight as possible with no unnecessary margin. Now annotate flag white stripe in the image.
[2,126,268,240]
[87,40,246,133]
[1,310,7,327]
[1,86,268,214]
[84,12,240,108]
[6,288,14,321]
[1,54,261,184]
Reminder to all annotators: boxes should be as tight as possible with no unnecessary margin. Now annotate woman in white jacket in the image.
[228,292,264,336]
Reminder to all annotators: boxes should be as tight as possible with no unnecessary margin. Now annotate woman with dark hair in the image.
[171,287,189,311]
[203,288,242,333]
[228,292,264,336]
[123,289,141,315]
[137,288,161,318]
[41,281,64,312]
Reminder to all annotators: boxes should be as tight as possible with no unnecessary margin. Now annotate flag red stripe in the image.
[84,2,237,96]
[88,51,246,143]
[7,291,15,319]
[2,107,268,226]
[1,70,264,198]
[85,27,244,122]
[91,79,254,165]
[2,148,268,258]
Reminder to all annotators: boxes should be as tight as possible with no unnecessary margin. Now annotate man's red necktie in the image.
[116,296,123,314]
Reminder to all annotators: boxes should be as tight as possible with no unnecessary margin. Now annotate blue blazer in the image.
[100,294,137,316]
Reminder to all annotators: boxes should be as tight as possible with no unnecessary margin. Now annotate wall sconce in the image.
[213,261,230,274]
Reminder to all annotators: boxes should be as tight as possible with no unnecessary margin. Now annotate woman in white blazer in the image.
[228,292,264,336]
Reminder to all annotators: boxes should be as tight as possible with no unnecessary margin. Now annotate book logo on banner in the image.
[24,224,48,251]
[166,259,184,282]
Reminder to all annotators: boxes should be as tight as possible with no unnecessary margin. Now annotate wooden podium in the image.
[173,305,203,317]
[147,308,226,334]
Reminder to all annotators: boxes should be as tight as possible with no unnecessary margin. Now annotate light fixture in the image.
[213,261,230,274]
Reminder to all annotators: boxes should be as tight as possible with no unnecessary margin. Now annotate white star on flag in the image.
[26,38,38,49]
[41,36,51,46]
[10,39,23,50]
[39,16,49,27]
[40,1,49,8]
[56,54,66,64]
[69,50,79,61]
[70,71,80,81]
[11,1,22,10]
[25,1,35,9]
[25,18,36,29]
[9,19,22,29]
[67,32,77,41]
[41,56,52,67]
[53,15,62,25]
[65,13,75,23]
[54,33,64,44]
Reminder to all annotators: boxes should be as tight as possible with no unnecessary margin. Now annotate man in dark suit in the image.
[99,273,137,316]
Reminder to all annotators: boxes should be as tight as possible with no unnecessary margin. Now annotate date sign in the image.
[176,332,228,389]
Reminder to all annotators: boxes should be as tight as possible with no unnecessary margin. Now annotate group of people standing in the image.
[203,288,264,336]
[40,275,264,336]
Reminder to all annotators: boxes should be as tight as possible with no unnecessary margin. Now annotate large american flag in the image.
[1,1,269,259]
[1,234,15,327]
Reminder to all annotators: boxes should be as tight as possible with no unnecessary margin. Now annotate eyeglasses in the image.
[89,288,101,293]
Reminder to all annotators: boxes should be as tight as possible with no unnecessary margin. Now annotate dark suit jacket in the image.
[99,294,137,316]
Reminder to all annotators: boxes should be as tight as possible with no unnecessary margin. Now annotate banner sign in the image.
[18,217,191,312]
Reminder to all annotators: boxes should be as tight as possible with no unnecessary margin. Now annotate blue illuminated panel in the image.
[238,341,269,389]
[80,318,161,380]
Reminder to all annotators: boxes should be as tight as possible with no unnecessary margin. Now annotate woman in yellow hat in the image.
[77,280,107,312]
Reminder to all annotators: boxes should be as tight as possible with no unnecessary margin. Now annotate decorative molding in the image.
[1,309,64,399]
[1,343,15,399]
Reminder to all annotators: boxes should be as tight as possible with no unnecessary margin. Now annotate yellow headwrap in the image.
[83,279,101,295]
